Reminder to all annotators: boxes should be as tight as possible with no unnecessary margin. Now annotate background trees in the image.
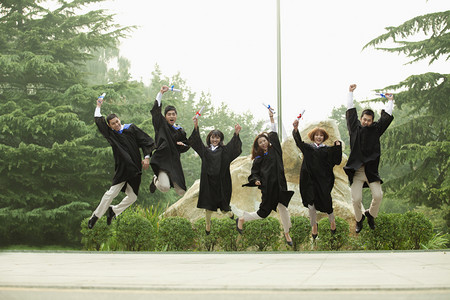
[0,0,262,247]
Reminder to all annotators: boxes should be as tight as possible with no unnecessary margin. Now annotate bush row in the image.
[80,208,440,251]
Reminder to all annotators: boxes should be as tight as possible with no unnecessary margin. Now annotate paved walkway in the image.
[1,251,449,299]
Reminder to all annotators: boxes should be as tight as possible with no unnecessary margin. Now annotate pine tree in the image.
[363,10,449,228]
[0,0,130,246]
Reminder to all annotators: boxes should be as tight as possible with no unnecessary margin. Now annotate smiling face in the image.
[108,117,122,131]
[165,110,177,126]
[360,114,374,127]
[257,136,269,152]
[314,132,325,145]
[210,135,221,147]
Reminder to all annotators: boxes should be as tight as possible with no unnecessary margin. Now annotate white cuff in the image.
[144,155,150,159]
[384,100,394,116]
[270,122,277,133]
[347,92,354,109]
[94,107,101,117]
[156,92,162,106]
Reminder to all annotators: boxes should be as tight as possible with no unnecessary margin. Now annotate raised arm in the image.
[151,85,170,129]
[346,84,359,134]
[94,95,111,138]
[188,117,206,158]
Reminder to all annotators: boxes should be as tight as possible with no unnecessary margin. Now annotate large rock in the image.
[163,119,355,226]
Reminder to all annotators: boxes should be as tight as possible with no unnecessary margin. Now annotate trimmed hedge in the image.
[80,217,112,250]
[316,217,350,251]
[290,216,311,251]
[158,216,195,251]
[243,217,281,251]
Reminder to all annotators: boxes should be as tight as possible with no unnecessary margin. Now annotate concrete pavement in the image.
[0,251,449,299]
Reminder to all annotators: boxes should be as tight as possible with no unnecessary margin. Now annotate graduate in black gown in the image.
[292,119,342,239]
[88,95,155,229]
[149,85,190,196]
[345,84,394,233]
[188,115,242,234]
[236,109,295,246]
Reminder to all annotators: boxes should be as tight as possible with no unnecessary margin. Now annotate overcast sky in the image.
[100,0,448,132]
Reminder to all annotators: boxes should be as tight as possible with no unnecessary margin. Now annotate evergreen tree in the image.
[363,10,449,229]
[0,0,130,246]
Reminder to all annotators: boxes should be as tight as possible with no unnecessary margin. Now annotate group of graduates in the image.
[88,84,394,245]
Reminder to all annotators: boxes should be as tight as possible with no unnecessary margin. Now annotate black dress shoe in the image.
[331,228,337,235]
[88,215,98,229]
[355,215,365,233]
[285,235,293,247]
[235,218,243,234]
[365,210,376,230]
[106,207,116,226]
[229,213,235,220]
[205,230,211,235]
[149,176,157,193]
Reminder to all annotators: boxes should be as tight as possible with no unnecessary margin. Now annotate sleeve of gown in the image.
[346,107,359,135]
[328,144,342,166]
[292,129,311,153]
[94,116,112,139]
[246,157,262,186]
[188,127,206,158]
[268,131,282,156]
[376,109,394,136]
[224,133,242,161]
[133,125,155,157]
[176,128,191,153]
[151,99,164,131]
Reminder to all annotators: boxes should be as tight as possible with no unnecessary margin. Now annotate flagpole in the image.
[276,0,282,138]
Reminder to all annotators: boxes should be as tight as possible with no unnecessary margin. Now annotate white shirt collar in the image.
[210,145,219,151]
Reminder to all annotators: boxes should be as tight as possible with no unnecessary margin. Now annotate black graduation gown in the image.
[292,130,342,214]
[188,128,242,211]
[242,131,294,218]
[344,108,393,186]
[150,100,190,191]
[95,117,155,195]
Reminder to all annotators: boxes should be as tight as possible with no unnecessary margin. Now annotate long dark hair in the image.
[206,129,224,147]
[251,132,270,159]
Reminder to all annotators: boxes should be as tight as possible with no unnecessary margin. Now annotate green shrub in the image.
[289,216,311,251]
[193,217,219,251]
[422,232,450,250]
[80,217,112,251]
[115,209,156,251]
[316,217,350,251]
[359,213,407,250]
[158,216,195,251]
[403,211,433,249]
[243,217,281,251]
[215,217,245,251]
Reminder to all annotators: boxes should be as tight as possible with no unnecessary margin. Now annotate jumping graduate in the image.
[88,95,155,229]
[149,85,190,196]
[188,115,242,234]
[237,109,295,246]
[345,84,394,233]
[292,120,342,239]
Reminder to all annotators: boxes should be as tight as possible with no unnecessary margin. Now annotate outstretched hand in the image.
[160,85,169,94]
[349,84,357,92]
[235,124,242,135]
[335,141,341,146]
[97,97,103,107]
[192,116,198,129]
[385,93,394,101]
[293,119,299,131]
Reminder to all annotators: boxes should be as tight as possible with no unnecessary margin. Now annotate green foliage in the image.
[243,217,281,251]
[289,216,311,251]
[422,232,450,250]
[363,10,450,65]
[359,213,407,250]
[158,217,195,251]
[316,217,350,251]
[80,217,112,251]
[114,209,157,251]
[402,211,433,249]
[214,217,245,251]
[193,217,219,251]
